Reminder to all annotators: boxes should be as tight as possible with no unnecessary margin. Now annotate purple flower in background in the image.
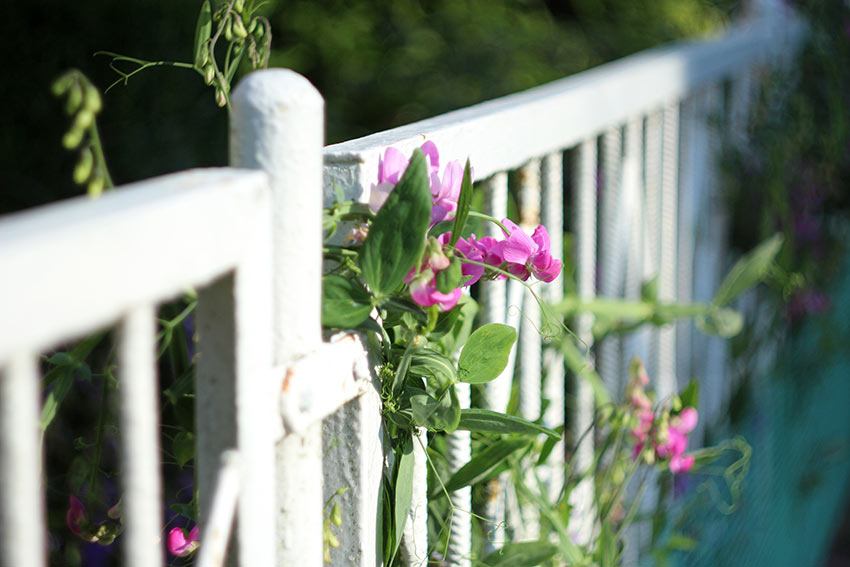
[787,288,831,322]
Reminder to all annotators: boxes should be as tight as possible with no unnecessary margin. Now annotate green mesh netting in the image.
[671,261,850,567]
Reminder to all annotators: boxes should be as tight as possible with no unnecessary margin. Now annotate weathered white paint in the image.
[642,110,663,380]
[400,428,429,567]
[0,353,45,567]
[230,69,325,567]
[119,305,164,567]
[198,451,241,567]
[0,169,269,362]
[278,332,372,436]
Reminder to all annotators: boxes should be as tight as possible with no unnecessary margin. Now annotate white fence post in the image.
[0,354,45,567]
[230,69,325,567]
[118,305,164,567]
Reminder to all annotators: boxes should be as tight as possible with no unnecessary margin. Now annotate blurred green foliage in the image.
[1,0,735,214]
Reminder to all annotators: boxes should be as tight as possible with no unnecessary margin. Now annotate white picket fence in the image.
[0,3,800,566]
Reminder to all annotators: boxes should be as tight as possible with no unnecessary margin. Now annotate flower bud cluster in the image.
[51,70,109,197]
[65,495,123,546]
[625,359,698,474]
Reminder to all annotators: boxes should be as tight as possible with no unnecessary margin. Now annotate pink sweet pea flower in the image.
[655,407,698,473]
[369,142,467,227]
[499,220,562,282]
[369,147,408,212]
[167,525,200,557]
[437,233,484,286]
[409,278,463,311]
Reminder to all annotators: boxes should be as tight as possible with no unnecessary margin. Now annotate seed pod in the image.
[65,84,84,115]
[330,503,342,527]
[83,87,102,113]
[203,64,215,86]
[73,109,95,132]
[62,128,85,150]
[51,74,74,96]
[215,87,227,107]
[327,532,339,548]
[224,18,234,41]
[232,16,248,38]
[88,175,105,198]
[248,18,257,34]
[253,22,264,38]
[195,45,210,69]
[234,0,245,13]
[73,148,94,184]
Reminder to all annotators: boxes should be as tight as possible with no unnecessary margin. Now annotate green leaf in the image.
[456,409,560,438]
[390,437,415,564]
[697,306,743,337]
[713,233,783,306]
[457,323,517,383]
[359,150,432,297]
[170,503,197,522]
[599,522,617,567]
[409,349,456,395]
[536,425,565,466]
[193,0,212,67]
[322,274,373,328]
[679,379,700,409]
[436,295,478,353]
[481,541,559,567]
[448,159,474,247]
[39,368,75,433]
[641,275,659,303]
[435,257,463,294]
[445,438,530,492]
[173,431,195,468]
[410,388,460,432]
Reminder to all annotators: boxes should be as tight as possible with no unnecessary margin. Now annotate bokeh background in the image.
[3,1,849,566]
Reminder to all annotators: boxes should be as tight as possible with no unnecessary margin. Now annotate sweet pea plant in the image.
[42,4,780,565]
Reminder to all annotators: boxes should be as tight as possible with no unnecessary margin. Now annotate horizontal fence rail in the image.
[0,4,802,567]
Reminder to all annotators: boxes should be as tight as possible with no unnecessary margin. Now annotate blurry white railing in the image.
[0,4,801,567]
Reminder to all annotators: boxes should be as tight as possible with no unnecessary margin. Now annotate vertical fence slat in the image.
[598,127,624,396]
[643,111,663,380]
[479,171,510,555]
[676,93,699,401]
[0,353,46,567]
[657,102,680,400]
[515,159,542,540]
[231,69,324,567]
[569,138,598,545]
[446,381,471,567]
[400,428,429,567]
[540,152,566,503]
[119,304,164,567]
[481,171,511,412]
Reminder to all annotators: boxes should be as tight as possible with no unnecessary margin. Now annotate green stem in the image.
[88,120,114,189]
[88,365,111,510]
[466,211,511,235]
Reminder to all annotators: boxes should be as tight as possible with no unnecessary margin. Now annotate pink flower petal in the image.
[378,147,407,185]
[676,407,699,433]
